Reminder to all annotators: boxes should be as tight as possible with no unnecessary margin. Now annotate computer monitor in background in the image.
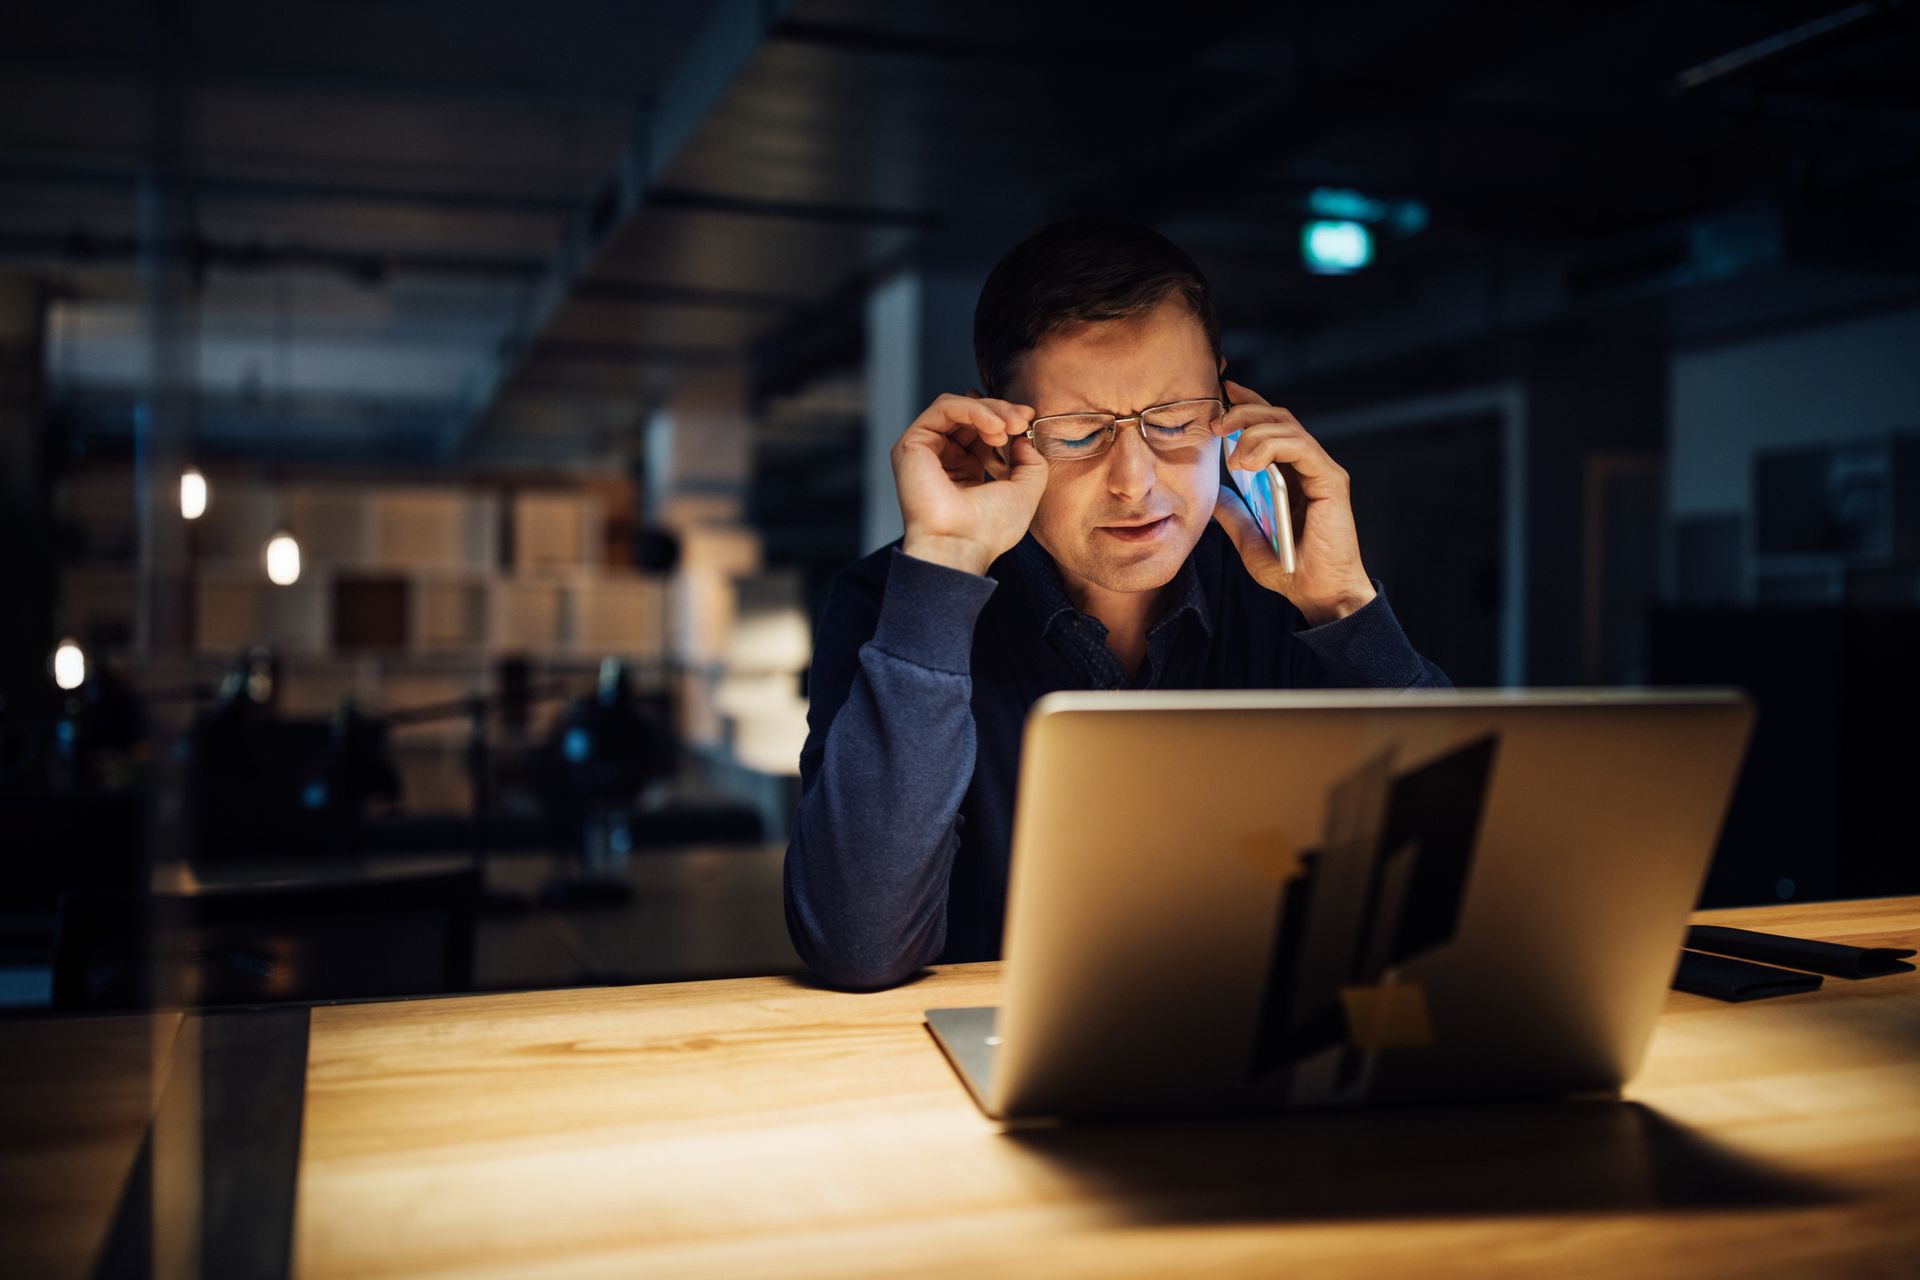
[1649,606,1920,907]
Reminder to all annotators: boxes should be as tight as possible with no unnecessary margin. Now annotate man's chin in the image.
[1072,520,1197,592]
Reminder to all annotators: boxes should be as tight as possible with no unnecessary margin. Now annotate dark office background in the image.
[2,0,1918,1017]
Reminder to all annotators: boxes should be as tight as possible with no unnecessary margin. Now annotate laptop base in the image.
[925,1006,1000,1117]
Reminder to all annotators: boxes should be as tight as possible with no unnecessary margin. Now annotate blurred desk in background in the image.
[141,842,797,1006]
[480,843,797,986]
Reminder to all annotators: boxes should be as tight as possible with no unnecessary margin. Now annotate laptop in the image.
[926,688,1755,1122]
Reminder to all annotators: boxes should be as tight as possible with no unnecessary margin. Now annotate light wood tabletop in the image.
[290,896,1920,1279]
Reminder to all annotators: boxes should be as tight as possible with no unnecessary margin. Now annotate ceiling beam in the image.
[767,18,1150,67]
[0,228,544,283]
[0,55,643,118]
[570,277,807,311]
[59,386,458,458]
[438,0,797,460]
[0,155,579,217]
[529,339,739,367]
[648,185,939,230]
[1672,0,1896,92]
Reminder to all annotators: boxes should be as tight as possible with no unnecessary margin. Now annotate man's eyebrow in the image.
[1039,384,1210,415]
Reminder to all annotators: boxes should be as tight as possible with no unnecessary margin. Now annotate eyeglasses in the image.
[1011,396,1227,463]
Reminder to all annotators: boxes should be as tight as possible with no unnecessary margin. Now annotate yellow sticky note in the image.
[1339,981,1435,1050]
[1235,828,1306,884]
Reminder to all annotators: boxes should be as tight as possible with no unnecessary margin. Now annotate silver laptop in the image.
[927,688,1755,1122]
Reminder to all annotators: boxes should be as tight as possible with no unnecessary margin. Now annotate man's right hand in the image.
[892,392,1049,576]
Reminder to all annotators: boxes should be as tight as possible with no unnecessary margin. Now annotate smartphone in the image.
[1221,431,1297,574]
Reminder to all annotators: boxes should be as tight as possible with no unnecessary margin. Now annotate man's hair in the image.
[972,216,1221,401]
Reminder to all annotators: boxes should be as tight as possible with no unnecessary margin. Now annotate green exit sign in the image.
[1302,220,1373,274]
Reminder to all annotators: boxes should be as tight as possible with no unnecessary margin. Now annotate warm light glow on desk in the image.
[264,530,302,585]
[180,467,208,520]
[52,637,85,690]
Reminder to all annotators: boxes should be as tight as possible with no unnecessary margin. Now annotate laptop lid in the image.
[964,688,1753,1121]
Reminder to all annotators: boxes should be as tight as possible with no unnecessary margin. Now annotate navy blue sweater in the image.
[784,521,1452,990]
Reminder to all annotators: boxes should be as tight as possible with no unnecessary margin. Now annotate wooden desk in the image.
[290,897,1920,1278]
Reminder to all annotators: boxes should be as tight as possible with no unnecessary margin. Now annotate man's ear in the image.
[1216,354,1227,378]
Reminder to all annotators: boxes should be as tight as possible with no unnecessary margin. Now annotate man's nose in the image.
[1104,424,1156,502]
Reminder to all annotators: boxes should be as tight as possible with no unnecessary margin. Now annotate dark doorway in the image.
[1321,412,1504,688]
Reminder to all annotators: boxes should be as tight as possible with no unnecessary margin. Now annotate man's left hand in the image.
[1211,379,1377,627]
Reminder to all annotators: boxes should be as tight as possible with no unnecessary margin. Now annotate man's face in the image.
[1006,294,1223,597]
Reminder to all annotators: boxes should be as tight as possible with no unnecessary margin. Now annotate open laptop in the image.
[926,688,1755,1122]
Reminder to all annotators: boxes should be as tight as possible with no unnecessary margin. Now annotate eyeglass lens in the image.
[1028,399,1224,461]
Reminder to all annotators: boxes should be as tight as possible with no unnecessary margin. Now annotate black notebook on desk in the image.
[1687,925,1917,978]
[1673,950,1823,1002]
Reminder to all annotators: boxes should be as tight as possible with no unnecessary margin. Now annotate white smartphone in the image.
[1223,431,1297,574]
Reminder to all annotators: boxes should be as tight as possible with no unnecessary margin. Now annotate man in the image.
[785,217,1450,991]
